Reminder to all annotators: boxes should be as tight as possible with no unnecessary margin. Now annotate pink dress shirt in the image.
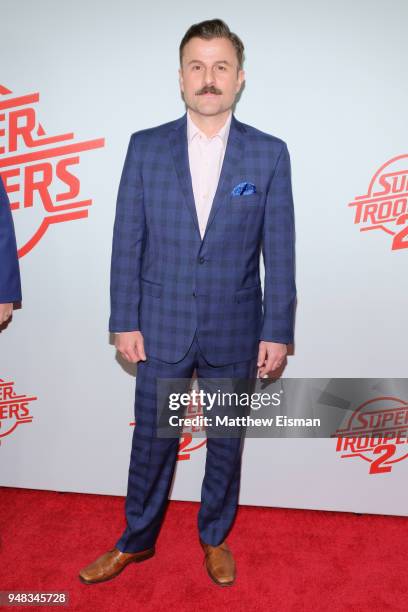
[186,109,232,239]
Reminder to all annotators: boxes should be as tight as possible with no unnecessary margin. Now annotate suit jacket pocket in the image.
[141,278,162,298]
[235,284,262,303]
[231,192,263,209]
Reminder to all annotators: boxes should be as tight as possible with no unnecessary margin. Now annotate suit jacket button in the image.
[192,291,196,297]
[198,256,205,264]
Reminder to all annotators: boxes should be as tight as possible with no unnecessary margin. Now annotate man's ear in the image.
[237,69,245,93]
[178,67,184,93]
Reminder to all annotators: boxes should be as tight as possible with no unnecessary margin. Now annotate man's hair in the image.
[179,18,245,70]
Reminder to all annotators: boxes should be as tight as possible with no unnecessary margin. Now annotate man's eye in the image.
[192,65,201,70]
[217,65,226,70]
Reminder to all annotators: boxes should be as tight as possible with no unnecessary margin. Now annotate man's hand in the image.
[257,341,287,378]
[115,331,147,363]
[0,303,13,326]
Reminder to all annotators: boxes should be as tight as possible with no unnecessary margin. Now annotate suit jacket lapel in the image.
[168,111,246,241]
[168,113,200,236]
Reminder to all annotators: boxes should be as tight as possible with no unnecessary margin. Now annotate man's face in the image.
[179,36,245,116]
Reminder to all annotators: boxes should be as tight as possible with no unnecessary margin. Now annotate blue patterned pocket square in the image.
[231,181,257,196]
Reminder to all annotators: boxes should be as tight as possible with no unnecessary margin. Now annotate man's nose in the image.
[203,67,216,85]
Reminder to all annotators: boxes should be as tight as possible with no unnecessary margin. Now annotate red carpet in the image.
[0,487,406,611]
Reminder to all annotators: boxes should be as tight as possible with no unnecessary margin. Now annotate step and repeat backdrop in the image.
[1,0,407,516]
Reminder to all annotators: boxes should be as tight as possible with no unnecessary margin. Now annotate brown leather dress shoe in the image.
[200,539,236,586]
[78,546,155,584]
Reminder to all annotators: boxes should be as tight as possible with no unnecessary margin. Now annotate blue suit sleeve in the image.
[260,142,296,344]
[108,134,146,332]
[0,175,22,303]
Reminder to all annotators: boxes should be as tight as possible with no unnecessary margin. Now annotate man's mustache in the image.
[196,86,222,95]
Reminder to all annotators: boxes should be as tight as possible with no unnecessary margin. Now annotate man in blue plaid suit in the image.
[0,175,22,328]
[79,18,296,587]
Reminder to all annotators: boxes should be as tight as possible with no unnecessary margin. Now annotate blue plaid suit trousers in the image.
[115,330,258,551]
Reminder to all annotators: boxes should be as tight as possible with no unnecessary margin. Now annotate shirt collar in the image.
[187,109,232,147]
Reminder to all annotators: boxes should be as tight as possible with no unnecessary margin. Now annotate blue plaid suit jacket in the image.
[109,112,296,366]
[0,176,22,303]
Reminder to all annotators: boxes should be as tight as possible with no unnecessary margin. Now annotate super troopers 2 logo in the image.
[176,389,207,462]
[0,378,37,445]
[334,396,408,474]
[348,155,408,251]
[0,84,105,257]
[130,384,207,461]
